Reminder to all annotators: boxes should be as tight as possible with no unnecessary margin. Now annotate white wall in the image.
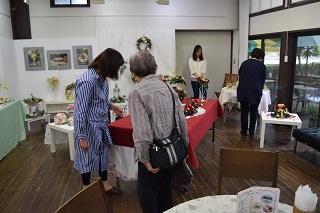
[10,0,239,107]
[249,2,320,35]
[0,0,21,100]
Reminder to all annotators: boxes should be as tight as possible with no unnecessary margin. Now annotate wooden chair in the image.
[55,178,109,213]
[214,73,239,99]
[217,148,278,195]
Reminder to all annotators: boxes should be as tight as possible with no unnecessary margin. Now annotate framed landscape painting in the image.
[47,50,71,70]
[23,47,46,71]
[72,45,93,69]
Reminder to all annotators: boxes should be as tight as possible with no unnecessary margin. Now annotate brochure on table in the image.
[237,187,280,213]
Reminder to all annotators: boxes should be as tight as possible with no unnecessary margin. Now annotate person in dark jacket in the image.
[237,48,266,136]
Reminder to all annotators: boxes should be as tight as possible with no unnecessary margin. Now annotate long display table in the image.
[0,101,26,160]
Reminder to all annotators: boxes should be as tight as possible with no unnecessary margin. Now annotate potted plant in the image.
[302,105,319,127]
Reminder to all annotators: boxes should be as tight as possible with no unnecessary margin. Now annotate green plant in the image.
[302,105,319,121]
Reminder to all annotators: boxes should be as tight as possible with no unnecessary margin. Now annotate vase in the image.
[51,90,58,101]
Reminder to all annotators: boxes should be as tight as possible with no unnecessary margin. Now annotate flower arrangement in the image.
[47,76,59,92]
[170,76,186,85]
[66,115,74,126]
[54,113,67,125]
[23,94,43,106]
[226,81,238,89]
[136,36,152,52]
[65,83,75,100]
[183,103,198,116]
[190,98,202,108]
[272,104,289,119]
[119,60,128,77]
[173,87,187,102]
[157,74,171,83]
[110,95,127,103]
[197,76,210,89]
[25,109,46,119]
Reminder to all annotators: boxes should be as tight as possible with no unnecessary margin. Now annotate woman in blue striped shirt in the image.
[74,48,124,195]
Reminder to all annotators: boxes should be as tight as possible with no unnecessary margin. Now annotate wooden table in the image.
[258,112,302,148]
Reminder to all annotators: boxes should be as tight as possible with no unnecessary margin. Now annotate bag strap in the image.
[164,83,177,128]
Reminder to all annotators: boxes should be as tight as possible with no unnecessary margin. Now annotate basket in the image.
[293,204,316,213]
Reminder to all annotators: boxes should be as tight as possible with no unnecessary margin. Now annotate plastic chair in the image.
[217,148,278,195]
[55,178,109,213]
[214,73,239,99]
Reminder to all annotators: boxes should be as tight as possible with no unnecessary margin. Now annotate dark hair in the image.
[192,45,204,61]
[129,51,157,78]
[250,48,265,60]
[88,48,124,80]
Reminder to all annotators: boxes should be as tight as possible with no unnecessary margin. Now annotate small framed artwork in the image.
[47,50,71,70]
[23,47,46,71]
[72,45,93,69]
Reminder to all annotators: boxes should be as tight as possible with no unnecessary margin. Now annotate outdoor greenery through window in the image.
[293,35,320,127]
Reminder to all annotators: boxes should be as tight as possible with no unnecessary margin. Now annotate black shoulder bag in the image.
[149,83,188,168]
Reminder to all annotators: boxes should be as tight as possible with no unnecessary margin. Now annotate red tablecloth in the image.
[108,99,223,169]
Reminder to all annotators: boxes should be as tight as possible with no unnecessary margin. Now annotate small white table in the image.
[25,114,51,135]
[258,112,302,148]
[48,123,75,161]
[164,195,293,213]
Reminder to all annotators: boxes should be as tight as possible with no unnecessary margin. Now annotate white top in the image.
[189,57,207,79]
[164,195,293,213]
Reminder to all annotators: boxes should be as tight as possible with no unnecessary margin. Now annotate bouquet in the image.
[157,74,171,83]
[226,81,238,89]
[173,87,187,102]
[23,94,43,106]
[190,98,202,108]
[272,103,289,119]
[54,113,67,125]
[197,76,210,89]
[66,115,74,126]
[169,76,186,85]
[47,76,59,92]
[183,103,198,116]
[110,95,126,103]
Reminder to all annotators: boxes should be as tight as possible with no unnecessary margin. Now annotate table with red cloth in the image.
[109,99,223,171]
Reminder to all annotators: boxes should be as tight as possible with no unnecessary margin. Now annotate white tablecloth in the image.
[44,125,138,181]
[219,87,271,115]
[164,195,293,213]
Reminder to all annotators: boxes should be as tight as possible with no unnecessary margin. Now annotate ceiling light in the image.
[156,0,169,5]
[24,0,29,5]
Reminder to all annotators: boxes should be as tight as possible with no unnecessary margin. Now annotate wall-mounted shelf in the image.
[45,100,74,114]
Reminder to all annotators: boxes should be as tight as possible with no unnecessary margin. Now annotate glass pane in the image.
[54,0,70,4]
[261,0,271,11]
[72,0,87,4]
[271,0,283,7]
[264,38,280,110]
[248,39,261,58]
[293,35,320,127]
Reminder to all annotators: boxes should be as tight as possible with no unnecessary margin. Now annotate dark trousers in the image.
[191,81,207,99]
[240,101,258,134]
[138,162,173,213]
[81,161,108,185]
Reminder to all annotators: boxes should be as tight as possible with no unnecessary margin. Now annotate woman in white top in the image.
[189,45,207,98]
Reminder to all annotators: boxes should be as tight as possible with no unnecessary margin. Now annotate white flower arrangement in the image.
[54,113,67,125]
[136,36,152,52]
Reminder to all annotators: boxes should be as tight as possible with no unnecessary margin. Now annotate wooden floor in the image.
[0,113,320,213]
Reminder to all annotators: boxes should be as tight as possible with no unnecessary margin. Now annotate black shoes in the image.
[106,186,123,195]
[240,131,248,136]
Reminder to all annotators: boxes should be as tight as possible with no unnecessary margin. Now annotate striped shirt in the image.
[73,68,112,174]
[128,74,189,163]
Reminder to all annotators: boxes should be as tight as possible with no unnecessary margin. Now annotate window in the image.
[50,0,90,8]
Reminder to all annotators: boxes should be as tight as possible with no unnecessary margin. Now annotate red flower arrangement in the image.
[197,76,209,89]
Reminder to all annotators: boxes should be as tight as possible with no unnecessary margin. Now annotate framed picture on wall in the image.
[47,50,71,70]
[72,45,93,69]
[23,47,46,71]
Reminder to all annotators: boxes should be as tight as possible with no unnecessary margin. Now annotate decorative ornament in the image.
[3,81,8,90]
[65,83,75,100]
[47,76,59,92]
[23,94,43,106]
[54,113,67,125]
[119,60,128,77]
[136,36,152,52]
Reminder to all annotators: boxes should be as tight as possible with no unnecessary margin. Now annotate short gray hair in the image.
[129,51,157,78]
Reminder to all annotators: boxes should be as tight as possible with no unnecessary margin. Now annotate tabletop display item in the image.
[23,94,43,106]
[183,102,198,117]
[237,187,280,213]
[293,185,317,213]
[54,113,67,125]
[110,95,126,103]
[271,104,290,119]
[197,76,210,89]
[169,75,186,85]
[157,74,171,83]
[226,81,238,90]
